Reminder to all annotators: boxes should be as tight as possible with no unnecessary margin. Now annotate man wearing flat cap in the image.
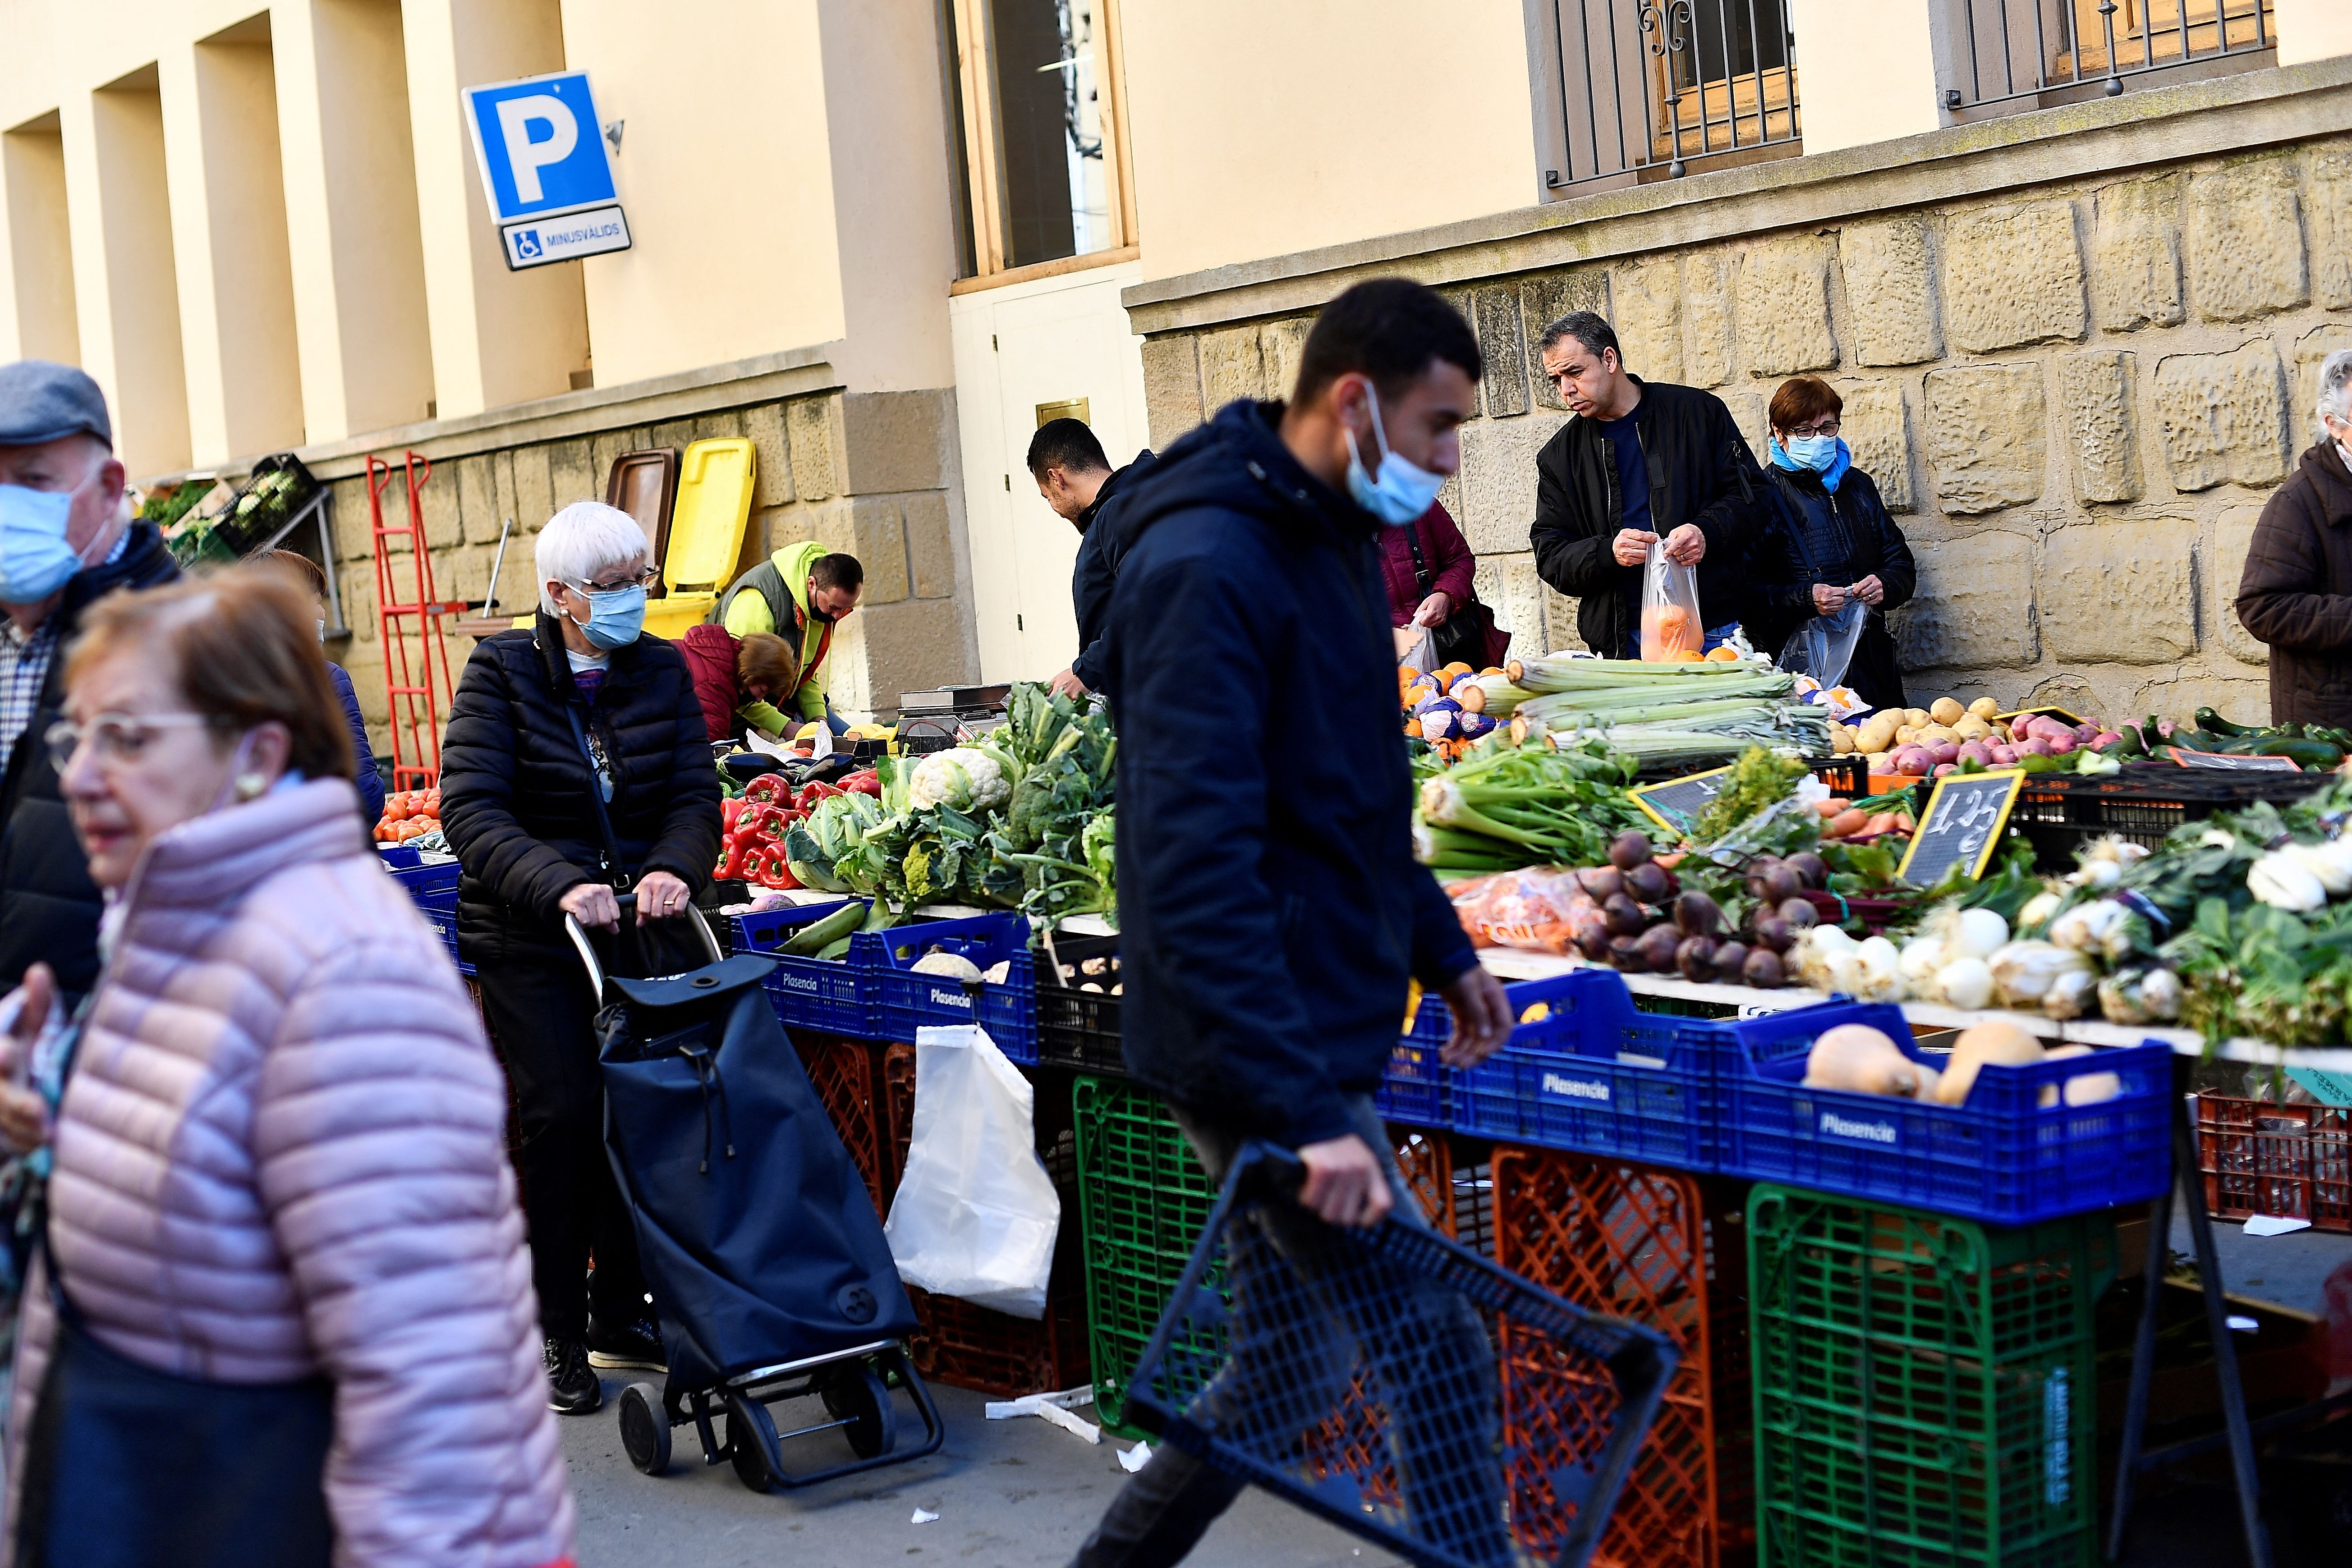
[0,362,177,999]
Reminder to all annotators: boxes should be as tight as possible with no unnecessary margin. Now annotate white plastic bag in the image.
[882,1024,1061,1319]
[1778,598,1868,690]
[1639,539,1704,660]
[1396,625,1438,672]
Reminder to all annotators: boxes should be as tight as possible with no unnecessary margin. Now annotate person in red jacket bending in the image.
[677,625,800,743]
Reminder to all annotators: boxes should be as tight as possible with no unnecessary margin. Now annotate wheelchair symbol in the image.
[514,229,542,259]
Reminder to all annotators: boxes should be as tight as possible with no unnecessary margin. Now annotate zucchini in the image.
[2254,737,2345,769]
[2195,706,2252,737]
[815,935,854,962]
[781,899,869,958]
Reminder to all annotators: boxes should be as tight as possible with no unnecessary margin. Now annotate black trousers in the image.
[477,924,697,1341]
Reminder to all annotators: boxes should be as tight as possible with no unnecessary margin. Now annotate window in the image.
[1542,1,1802,193]
[945,0,1136,279]
[1952,1,2276,112]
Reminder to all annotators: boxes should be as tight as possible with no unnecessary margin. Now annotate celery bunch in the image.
[1411,737,1652,871]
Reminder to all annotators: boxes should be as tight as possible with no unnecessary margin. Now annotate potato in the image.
[1866,752,1894,772]
[1934,1022,2044,1107]
[1855,715,1898,753]
[1831,728,1854,754]
[1929,697,1965,726]
[1905,708,1931,729]
[1895,725,1919,746]
[1968,697,2000,720]
[1953,715,1990,740]
[1804,1024,1934,1097]
[1920,724,1959,744]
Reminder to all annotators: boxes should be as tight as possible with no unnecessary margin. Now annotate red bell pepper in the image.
[715,847,746,880]
[841,771,882,798]
[722,798,744,830]
[742,773,786,804]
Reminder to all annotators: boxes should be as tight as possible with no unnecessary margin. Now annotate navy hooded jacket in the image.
[1068,449,1155,692]
[1105,399,1476,1148]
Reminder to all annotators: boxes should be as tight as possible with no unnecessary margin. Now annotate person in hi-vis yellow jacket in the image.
[713,540,864,736]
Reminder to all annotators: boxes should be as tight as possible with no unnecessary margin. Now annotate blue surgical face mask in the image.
[1783,434,1839,472]
[0,482,85,604]
[572,583,646,650]
[1343,385,1447,527]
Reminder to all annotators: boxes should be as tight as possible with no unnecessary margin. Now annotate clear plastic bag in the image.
[1396,625,1438,673]
[1639,539,1704,660]
[1777,598,1869,690]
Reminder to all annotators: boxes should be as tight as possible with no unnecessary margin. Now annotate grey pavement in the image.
[563,1375,1404,1568]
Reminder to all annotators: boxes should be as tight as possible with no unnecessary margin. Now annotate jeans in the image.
[1068,1096,1512,1568]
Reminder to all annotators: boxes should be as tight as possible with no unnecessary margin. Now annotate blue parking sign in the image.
[464,72,616,223]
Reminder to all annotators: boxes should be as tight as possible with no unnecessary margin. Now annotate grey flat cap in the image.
[0,360,112,449]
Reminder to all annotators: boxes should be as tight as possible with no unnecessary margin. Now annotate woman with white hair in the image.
[438,501,722,1415]
[2239,348,2352,728]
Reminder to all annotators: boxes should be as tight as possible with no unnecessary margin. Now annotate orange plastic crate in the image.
[2196,1093,2352,1234]
[1493,1147,1754,1568]
[795,1034,888,1216]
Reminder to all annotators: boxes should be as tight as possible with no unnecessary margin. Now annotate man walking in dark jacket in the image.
[1529,312,1763,656]
[1028,417,1155,700]
[1074,279,1514,1567]
[0,362,178,999]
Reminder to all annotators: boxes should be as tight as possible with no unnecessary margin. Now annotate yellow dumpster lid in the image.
[664,438,756,595]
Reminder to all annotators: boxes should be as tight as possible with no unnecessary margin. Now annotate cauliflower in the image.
[908,747,1010,813]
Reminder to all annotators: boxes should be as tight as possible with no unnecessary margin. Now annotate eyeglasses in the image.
[574,566,659,595]
[45,713,219,774]
[1786,418,1842,438]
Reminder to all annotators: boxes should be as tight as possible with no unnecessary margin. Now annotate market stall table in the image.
[1475,946,2352,1568]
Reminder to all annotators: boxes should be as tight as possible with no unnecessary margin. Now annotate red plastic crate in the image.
[896,1059,1093,1399]
[1493,1147,1754,1568]
[2196,1094,2352,1234]
[795,1034,887,1217]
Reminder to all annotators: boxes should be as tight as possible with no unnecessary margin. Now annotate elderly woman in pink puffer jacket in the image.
[0,568,573,1568]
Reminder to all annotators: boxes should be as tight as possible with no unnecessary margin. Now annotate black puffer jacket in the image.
[440,612,722,964]
[2237,443,2352,728]
[1528,377,1764,656]
[1746,462,1918,711]
[1106,400,1475,1149]
[0,523,179,997]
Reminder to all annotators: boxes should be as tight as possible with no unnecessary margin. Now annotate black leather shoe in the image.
[545,1337,603,1415]
[586,1314,666,1372]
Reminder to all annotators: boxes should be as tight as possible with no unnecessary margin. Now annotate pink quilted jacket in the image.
[3,779,575,1568]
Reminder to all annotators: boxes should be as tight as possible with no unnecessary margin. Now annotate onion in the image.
[1934,956,1995,1010]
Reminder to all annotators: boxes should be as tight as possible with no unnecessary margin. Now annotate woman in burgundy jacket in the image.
[1377,500,1510,668]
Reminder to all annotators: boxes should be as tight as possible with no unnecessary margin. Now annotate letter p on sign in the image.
[465,72,616,223]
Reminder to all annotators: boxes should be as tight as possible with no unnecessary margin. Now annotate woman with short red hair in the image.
[1745,376,1917,709]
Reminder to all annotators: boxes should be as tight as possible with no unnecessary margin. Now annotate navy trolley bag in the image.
[573,895,943,1490]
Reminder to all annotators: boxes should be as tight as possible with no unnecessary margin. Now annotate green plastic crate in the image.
[1747,1184,2114,1568]
[1072,1077,1227,1435]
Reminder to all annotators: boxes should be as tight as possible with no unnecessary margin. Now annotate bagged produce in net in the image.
[1447,868,1592,954]
[1639,539,1704,661]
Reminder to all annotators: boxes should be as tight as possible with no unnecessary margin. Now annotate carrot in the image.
[1815,798,1851,819]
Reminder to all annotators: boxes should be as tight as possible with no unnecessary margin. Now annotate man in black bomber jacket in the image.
[1528,312,1764,656]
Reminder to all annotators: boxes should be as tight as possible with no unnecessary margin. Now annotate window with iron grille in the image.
[1950,0,2277,114]
[1540,1,1802,194]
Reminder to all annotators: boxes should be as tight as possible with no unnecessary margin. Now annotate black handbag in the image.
[13,1250,335,1568]
[1401,519,1504,669]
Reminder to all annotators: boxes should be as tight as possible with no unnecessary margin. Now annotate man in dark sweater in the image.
[1073,280,1514,1567]
[1029,417,1154,701]
[0,362,179,1000]
[1528,312,1763,656]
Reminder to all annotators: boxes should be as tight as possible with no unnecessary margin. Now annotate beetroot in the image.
[1676,935,1718,981]
[1608,831,1653,871]
[1675,891,1725,936]
[1603,892,1647,936]
[1710,940,1751,981]
[1778,897,1818,931]
[1608,933,1648,972]
[1785,851,1829,891]
[1635,923,1684,973]
[1577,865,1624,900]
[1742,948,1786,988]
[1625,862,1673,904]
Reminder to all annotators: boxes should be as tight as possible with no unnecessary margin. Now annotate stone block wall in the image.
[318,387,976,759]
[1134,132,2352,727]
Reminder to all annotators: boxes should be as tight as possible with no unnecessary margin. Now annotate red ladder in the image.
[367,452,464,790]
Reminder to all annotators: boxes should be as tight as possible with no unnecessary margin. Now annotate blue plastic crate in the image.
[1714,998,2175,1224]
[1446,969,1726,1173]
[730,902,878,1038]
[1371,1041,1447,1127]
[386,856,471,977]
[859,912,1037,1063]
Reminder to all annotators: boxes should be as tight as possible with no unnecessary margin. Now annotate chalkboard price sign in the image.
[1895,770,2027,886]
[1628,765,1734,834]
[2164,747,2302,772]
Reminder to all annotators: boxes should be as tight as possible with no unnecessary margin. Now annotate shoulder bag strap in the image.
[1401,518,1437,598]
[565,705,632,893]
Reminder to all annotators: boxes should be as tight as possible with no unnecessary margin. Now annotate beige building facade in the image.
[0,2,2344,745]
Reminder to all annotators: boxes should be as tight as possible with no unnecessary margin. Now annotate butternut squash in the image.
[1804,1024,1937,1098]
[1933,1022,2043,1107]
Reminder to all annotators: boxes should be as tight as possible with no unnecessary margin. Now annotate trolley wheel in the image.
[725,1396,777,1493]
[825,1365,897,1459]
[617,1383,671,1476]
